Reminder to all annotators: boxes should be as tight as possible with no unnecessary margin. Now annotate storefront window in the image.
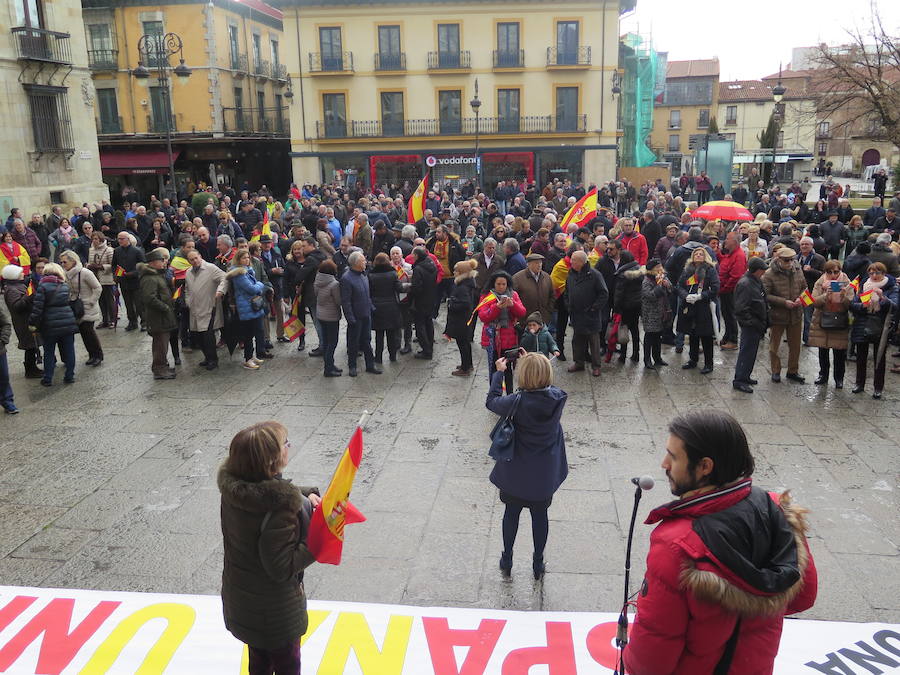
[482,152,533,187]
[370,155,421,190]
[320,155,368,187]
[536,149,583,188]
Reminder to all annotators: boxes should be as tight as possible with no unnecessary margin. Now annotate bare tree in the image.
[809,4,900,150]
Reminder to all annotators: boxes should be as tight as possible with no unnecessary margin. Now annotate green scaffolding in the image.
[620,33,658,167]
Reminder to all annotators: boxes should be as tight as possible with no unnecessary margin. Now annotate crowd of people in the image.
[1,173,898,412]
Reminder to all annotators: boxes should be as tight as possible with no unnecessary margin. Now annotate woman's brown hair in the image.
[224,421,288,481]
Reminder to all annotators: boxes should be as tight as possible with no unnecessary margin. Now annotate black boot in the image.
[532,553,545,580]
[499,551,512,577]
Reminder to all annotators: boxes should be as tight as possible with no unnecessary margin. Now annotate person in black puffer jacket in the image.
[613,251,642,362]
[444,259,479,375]
[368,253,404,364]
[28,262,77,386]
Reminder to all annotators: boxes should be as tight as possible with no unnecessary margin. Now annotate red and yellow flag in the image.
[799,288,815,306]
[468,291,498,325]
[250,221,272,243]
[170,255,191,280]
[550,256,572,298]
[849,276,861,292]
[686,274,698,287]
[282,296,305,341]
[307,426,367,565]
[559,188,598,230]
[26,281,34,296]
[407,170,430,224]
[114,265,126,278]
[859,289,875,304]
[172,286,183,301]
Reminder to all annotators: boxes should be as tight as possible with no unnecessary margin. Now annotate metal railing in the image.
[88,48,118,70]
[147,113,177,133]
[231,53,248,73]
[493,49,524,68]
[96,115,123,134]
[427,50,471,69]
[374,52,406,71]
[308,51,354,72]
[254,59,271,78]
[222,106,289,135]
[546,46,591,66]
[274,62,287,81]
[12,26,73,64]
[315,114,587,139]
[25,89,74,152]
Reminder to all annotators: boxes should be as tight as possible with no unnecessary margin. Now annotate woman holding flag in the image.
[808,260,853,389]
[676,247,720,374]
[850,262,898,399]
[479,271,526,392]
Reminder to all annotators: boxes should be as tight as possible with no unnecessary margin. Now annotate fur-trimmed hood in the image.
[454,268,478,284]
[225,265,248,279]
[217,465,302,514]
[679,489,811,618]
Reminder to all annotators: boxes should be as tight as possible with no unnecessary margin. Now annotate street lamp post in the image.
[469,78,481,190]
[133,33,192,200]
[770,65,786,187]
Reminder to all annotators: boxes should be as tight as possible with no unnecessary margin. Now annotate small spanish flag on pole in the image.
[114,265,126,278]
[282,295,305,341]
[172,286,183,301]
[799,288,815,306]
[686,274,698,287]
[407,170,430,224]
[468,291,497,326]
[559,188,598,230]
[849,276,861,292]
[26,281,34,296]
[859,289,875,304]
[307,420,367,565]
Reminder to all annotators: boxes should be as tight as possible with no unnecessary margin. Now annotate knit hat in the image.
[146,247,170,263]
[748,257,768,273]
[1,265,23,281]
[526,311,543,325]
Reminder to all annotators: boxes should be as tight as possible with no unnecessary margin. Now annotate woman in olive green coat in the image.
[218,420,320,674]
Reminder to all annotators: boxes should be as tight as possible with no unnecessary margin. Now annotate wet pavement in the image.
[0,318,897,623]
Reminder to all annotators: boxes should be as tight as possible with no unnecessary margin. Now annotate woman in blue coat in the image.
[487,352,568,580]
[225,249,268,370]
[27,262,78,386]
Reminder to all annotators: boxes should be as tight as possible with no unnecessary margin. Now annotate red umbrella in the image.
[690,200,754,222]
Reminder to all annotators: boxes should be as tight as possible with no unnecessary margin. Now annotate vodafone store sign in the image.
[426,155,476,167]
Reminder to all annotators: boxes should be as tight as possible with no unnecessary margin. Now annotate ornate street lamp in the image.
[770,64,786,186]
[470,78,482,188]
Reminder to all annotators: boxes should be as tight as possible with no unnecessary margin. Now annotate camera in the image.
[503,347,521,363]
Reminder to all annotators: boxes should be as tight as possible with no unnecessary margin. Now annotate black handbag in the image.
[820,310,848,330]
[488,392,521,463]
[250,295,265,313]
[66,275,85,321]
[863,313,885,341]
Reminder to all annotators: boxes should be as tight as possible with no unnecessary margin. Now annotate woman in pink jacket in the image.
[479,270,525,392]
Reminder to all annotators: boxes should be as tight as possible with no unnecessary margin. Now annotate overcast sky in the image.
[620,0,900,81]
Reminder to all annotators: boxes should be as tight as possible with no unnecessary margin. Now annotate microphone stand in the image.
[615,481,644,675]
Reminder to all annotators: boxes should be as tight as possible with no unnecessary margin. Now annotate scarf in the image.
[58,225,74,243]
[863,276,888,312]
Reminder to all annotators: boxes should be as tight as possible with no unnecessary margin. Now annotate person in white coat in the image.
[59,250,103,366]
[184,248,226,370]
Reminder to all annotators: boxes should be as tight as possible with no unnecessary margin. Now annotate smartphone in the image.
[830,281,846,292]
[503,348,520,362]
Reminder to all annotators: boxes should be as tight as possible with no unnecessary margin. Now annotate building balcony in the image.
[308,52,354,73]
[374,52,406,72]
[254,59,271,78]
[546,46,591,68]
[274,63,287,81]
[222,106,289,136]
[12,27,73,65]
[725,118,737,126]
[96,115,123,135]
[667,122,681,129]
[314,114,587,140]
[493,49,524,69]
[427,50,471,71]
[231,53,248,76]
[88,48,118,71]
[147,114,177,134]
[816,130,831,139]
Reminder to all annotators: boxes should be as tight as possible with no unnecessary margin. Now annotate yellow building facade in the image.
[82,0,291,202]
[274,0,631,190]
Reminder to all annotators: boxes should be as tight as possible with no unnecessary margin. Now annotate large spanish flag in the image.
[407,170,430,224]
[559,188,598,230]
[550,256,572,298]
[282,295,305,341]
[307,426,367,565]
[170,255,191,280]
[250,220,271,243]
[468,291,497,325]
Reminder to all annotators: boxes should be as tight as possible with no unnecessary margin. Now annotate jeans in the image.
[42,333,76,383]
[818,348,846,384]
[0,353,14,409]
[720,292,738,344]
[346,315,374,370]
[320,320,339,373]
[248,640,301,675]
[734,326,762,384]
[241,317,266,362]
[487,353,514,391]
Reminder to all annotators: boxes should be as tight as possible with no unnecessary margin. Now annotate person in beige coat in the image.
[184,249,226,370]
[808,259,853,389]
[512,253,555,330]
[59,250,103,366]
[86,232,116,327]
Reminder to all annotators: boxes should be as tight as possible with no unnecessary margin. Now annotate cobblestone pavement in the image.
[0,318,897,624]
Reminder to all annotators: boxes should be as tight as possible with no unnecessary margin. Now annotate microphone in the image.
[631,476,655,490]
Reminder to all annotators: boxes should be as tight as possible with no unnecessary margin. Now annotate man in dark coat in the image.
[503,238,527,277]
[797,237,825,344]
[473,238,505,294]
[408,247,437,359]
[732,257,770,393]
[258,235,285,342]
[565,251,608,376]
[512,254,555,329]
[138,248,177,379]
[112,230,146,331]
[339,251,380,377]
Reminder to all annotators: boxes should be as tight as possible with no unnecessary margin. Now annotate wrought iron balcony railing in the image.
[315,114,587,139]
[12,27,72,64]
[308,51,354,73]
[493,49,524,68]
[546,46,591,67]
[427,50,471,70]
[374,52,406,71]
[88,48,118,70]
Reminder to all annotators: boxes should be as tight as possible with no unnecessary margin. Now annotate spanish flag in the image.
[114,265,126,278]
[859,289,875,304]
[559,188,598,230]
[468,291,498,325]
[282,296,305,341]
[170,255,191,280]
[407,170,430,224]
[307,426,367,565]
[26,281,34,296]
[686,274,698,287]
[172,286,183,301]
[550,256,572,298]
[849,276,861,292]
[250,220,271,243]
[800,288,815,306]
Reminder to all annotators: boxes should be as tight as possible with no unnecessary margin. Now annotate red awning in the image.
[100,149,181,175]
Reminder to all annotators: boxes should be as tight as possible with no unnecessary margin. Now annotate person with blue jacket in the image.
[487,352,568,580]
[340,250,381,377]
[226,249,269,371]
[27,262,78,386]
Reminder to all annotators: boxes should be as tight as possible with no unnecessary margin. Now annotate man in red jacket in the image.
[617,217,648,266]
[717,231,747,349]
[625,410,817,675]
